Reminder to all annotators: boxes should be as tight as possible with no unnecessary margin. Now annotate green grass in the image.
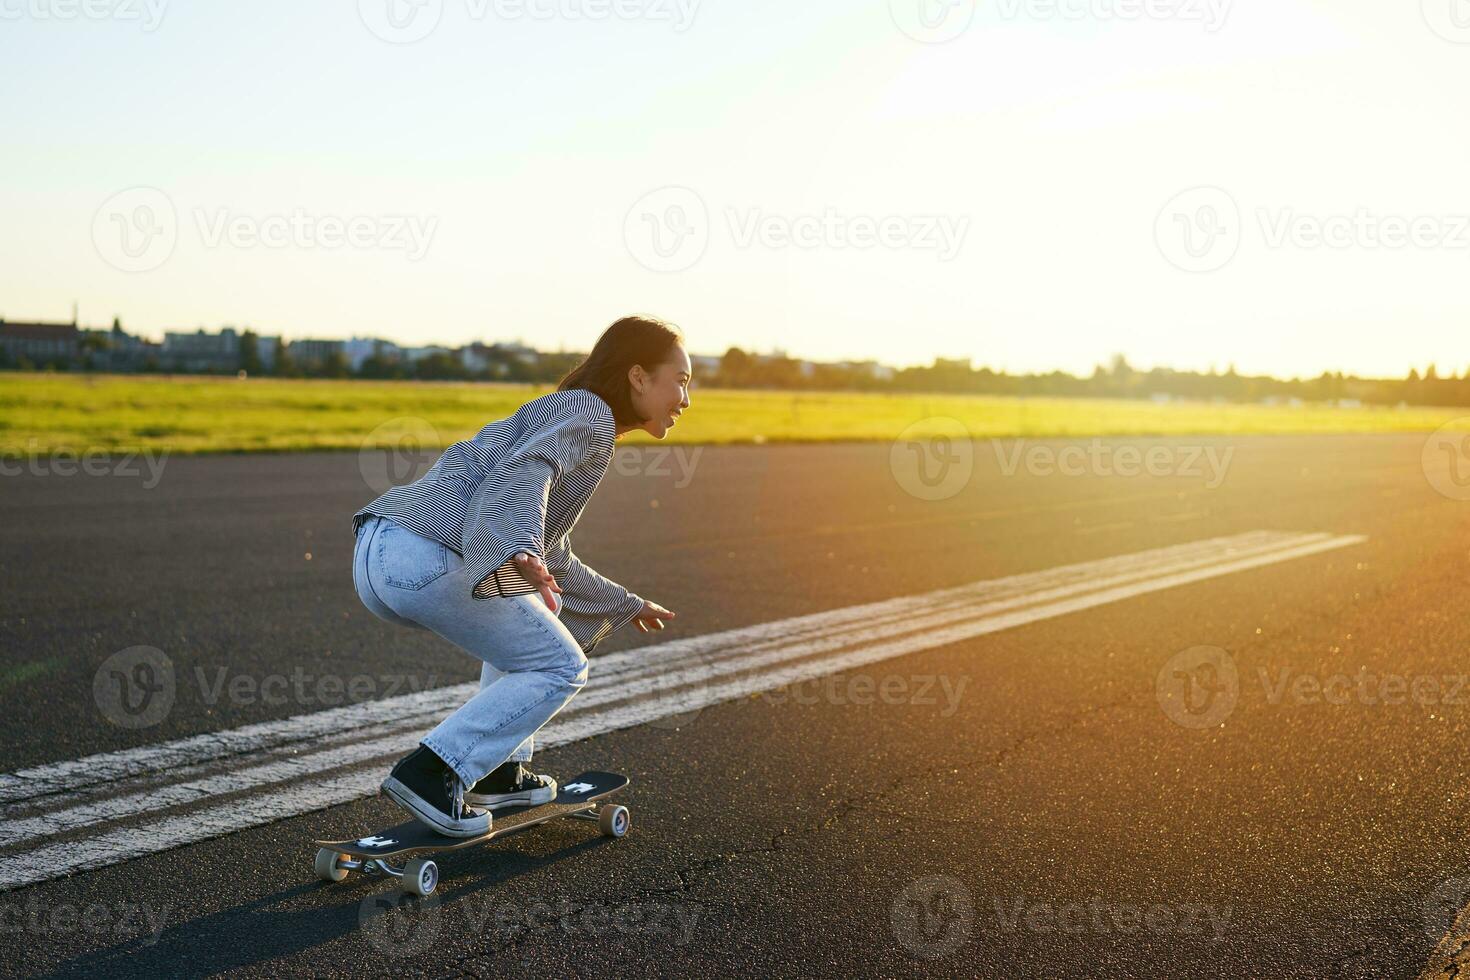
[2,371,1469,456]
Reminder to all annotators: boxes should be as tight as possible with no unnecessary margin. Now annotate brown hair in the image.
[558,316,685,428]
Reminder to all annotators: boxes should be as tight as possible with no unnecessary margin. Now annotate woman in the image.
[351,315,687,837]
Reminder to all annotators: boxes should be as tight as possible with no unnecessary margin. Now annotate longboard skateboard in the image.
[313,770,630,896]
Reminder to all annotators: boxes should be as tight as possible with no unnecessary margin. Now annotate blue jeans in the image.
[352,515,589,788]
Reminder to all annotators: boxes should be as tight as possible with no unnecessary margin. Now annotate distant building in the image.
[0,320,80,366]
[344,337,401,372]
[403,345,451,364]
[836,359,895,381]
[80,320,161,372]
[689,354,721,384]
[163,328,246,373]
[288,339,347,369]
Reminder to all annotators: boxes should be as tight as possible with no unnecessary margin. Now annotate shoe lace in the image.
[444,769,465,821]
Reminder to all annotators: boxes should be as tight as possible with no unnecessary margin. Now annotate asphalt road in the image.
[3,433,1470,978]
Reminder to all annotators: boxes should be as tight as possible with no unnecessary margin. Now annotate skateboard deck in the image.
[313,770,629,895]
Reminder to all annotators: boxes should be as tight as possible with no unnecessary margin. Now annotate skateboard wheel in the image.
[402,858,438,897]
[314,848,349,883]
[598,804,631,839]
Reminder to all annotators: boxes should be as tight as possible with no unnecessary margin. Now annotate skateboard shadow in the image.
[34,833,616,979]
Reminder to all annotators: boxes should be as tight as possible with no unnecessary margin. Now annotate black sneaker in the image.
[381,746,491,838]
[463,761,558,811]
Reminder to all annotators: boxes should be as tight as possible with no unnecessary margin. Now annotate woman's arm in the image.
[460,410,601,599]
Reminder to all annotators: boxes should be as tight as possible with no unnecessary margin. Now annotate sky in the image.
[2,0,1467,378]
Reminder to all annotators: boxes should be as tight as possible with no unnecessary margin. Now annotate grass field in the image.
[3,372,1469,456]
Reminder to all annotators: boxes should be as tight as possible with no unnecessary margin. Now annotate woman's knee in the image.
[550,645,589,690]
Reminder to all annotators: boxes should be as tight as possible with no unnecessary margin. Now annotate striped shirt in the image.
[352,388,645,653]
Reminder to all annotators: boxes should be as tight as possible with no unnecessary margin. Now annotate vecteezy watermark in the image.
[92,187,438,273]
[357,0,700,44]
[1157,187,1470,273]
[1425,876,1470,939]
[94,647,176,729]
[624,187,970,273]
[726,208,968,261]
[1258,666,1470,708]
[993,439,1234,489]
[462,895,701,943]
[889,417,975,502]
[761,673,970,718]
[610,446,703,488]
[194,667,442,709]
[359,891,442,957]
[92,187,178,273]
[0,896,171,945]
[889,0,975,43]
[0,443,169,488]
[889,419,1234,503]
[1421,418,1470,502]
[358,417,444,497]
[0,0,168,30]
[990,0,1231,30]
[93,647,442,728]
[360,890,699,958]
[193,208,437,261]
[992,896,1234,937]
[1156,645,1239,730]
[1257,208,1470,252]
[1422,0,1470,44]
[623,187,709,273]
[891,875,974,959]
[1155,186,1242,274]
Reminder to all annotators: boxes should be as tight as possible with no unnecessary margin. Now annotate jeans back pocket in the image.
[376,520,450,591]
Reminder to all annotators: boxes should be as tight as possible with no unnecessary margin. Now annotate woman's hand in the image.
[632,600,676,633]
[512,552,562,613]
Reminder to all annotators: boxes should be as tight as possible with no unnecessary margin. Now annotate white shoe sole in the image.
[464,779,558,811]
[381,776,491,838]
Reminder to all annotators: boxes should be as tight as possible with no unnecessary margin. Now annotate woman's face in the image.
[629,345,693,439]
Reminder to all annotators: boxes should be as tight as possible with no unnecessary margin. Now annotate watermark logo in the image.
[92,186,178,273]
[1422,0,1470,43]
[359,891,442,956]
[93,188,438,272]
[890,417,974,501]
[1156,645,1238,729]
[610,446,704,488]
[0,0,168,30]
[1422,419,1470,502]
[0,444,169,488]
[726,208,968,261]
[623,187,970,273]
[624,186,710,273]
[990,0,1231,31]
[0,896,171,945]
[93,646,176,729]
[359,417,444,496]
[1425,876,1470,938]
[1155,186,1241,273]
[1257,209,1470,252]
[993,895,1233,936]
[358,0,444,43]
[193,208,437,261]
[762,673,969,717]
[1159,189,1470,272]
[889,0,976,43]
[993,439,1234,489]
[891,875,973,959]
[359,0,700,44]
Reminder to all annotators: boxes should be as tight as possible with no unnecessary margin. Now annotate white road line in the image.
[0,530,1328,845]
[0,530,1297,805]
[0,530,1366,891]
